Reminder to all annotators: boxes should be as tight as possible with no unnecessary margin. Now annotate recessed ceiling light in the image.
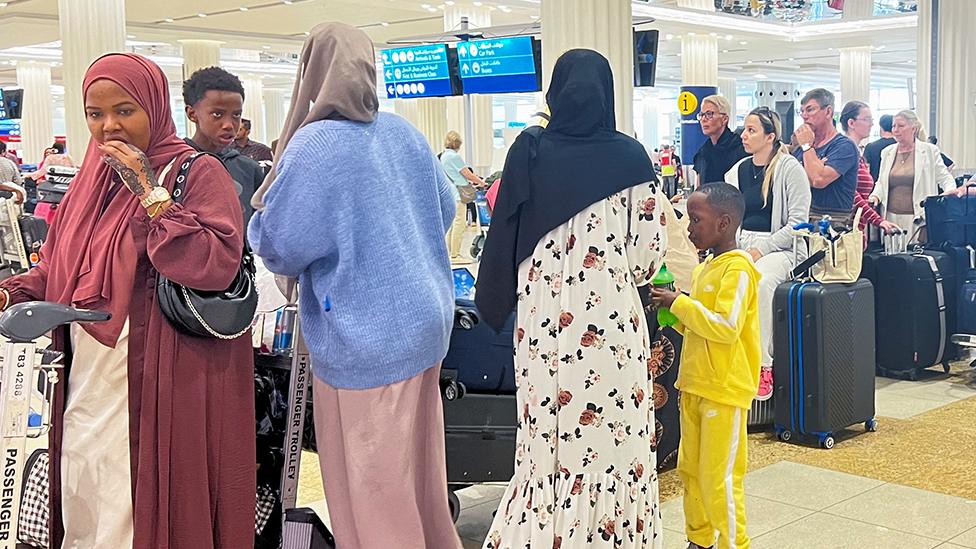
[0,2,9,7]
[445,0,454,4]
[788,57,795,61]
[739,41,748,45]
[665,33,673,40]
[755,73,768,79]
[282,0,293,4]
[164,18,174,22]
[421,3,430,7]
[473,0,482,4]
[722,49,729,53]
[688,32,696,36]
[263,45,271,49]
[239,6,249,10]
[127,34,136,39]
[725,34,733,40]
[709,32,717,37]
[197,12,207,17]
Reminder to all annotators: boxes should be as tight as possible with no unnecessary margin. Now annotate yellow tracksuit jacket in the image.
[671,249,761,409]
[668,249,761,549]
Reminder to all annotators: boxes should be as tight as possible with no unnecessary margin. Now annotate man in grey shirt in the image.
[0,154,25,204]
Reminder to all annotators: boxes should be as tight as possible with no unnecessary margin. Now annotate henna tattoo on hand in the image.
[103,154,145,196]
[103,144,161,198]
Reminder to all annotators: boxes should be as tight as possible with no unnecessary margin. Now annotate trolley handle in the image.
[0,302,111,343]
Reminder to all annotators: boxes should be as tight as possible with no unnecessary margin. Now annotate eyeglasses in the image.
[697,110,726,121]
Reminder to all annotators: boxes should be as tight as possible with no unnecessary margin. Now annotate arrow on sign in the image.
[462,63,470,74]
[386,70,392,79]
[388,85,395,96]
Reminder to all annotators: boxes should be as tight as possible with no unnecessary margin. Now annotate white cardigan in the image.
[725,154,812,259]
[870,140,956,220]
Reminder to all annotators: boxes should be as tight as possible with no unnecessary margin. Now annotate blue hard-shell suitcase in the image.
[772,280,877,448]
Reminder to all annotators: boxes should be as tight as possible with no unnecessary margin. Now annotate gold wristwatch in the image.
[140,186,171,209]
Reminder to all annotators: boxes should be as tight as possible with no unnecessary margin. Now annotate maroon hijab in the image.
[45,53,193,347]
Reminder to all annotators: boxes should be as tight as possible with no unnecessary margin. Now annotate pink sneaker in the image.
[756,366,774,401]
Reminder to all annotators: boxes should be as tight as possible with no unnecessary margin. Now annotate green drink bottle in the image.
[652,263,679,328]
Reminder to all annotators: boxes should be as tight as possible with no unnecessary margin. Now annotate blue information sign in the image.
[456,36,539,94]
[381,44,455,99]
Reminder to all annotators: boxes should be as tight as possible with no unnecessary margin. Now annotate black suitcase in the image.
[773,280,877,449]
[443,393,516,521]
[874,250,954,379]
[442,299,516,394]
[18,215,47,261]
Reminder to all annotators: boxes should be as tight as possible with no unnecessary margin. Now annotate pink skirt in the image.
[313,365,462,549]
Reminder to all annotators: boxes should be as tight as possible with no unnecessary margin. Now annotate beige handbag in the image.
[795,209,863,284]
[661,199,700,292]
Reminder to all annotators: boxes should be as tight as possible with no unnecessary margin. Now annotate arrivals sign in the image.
[381,44,454,99]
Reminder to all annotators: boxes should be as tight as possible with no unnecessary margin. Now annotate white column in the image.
[840,46,872,104]
[541,0,635,134]
[180,40,222,137]
[240,75,265,143]
[263,89,286,146]
[681,35,718,87]
[676,0,713,10]
[180,39,222,78]
[395,98,448,152]
[842,0,874,19]
[16,62,54,165]
[917,0,976,168]
[444,6,493,174]
[718,77,737,123]
[641,92,660,150]
[58,0,125,160]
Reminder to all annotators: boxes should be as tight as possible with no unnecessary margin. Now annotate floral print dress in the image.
[483,181,668,549]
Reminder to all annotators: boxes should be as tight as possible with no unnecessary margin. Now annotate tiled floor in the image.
[873,368,976,419]
[448,462,976,549]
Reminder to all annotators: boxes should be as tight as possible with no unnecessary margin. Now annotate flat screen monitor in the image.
[0,89,23,120]
[381,44,460,99]
[634,30,659,88]
[456,36,541,95]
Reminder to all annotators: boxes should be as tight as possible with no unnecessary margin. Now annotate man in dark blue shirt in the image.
[792,88,859,224]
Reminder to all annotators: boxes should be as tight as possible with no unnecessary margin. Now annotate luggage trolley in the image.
[0,302,111,548]
[275,282,336,549]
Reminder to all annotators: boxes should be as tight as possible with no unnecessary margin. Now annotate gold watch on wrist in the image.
[140,186,171,209]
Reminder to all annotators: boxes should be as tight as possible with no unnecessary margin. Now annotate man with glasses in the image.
[792,88,860,224]
[693,94,748,186]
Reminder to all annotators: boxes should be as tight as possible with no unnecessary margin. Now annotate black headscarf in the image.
[475,49,657,330]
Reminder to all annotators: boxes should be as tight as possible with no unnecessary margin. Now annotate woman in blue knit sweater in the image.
[248,23,462,549]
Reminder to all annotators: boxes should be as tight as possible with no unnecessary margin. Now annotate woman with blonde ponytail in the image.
[725,106,811,402]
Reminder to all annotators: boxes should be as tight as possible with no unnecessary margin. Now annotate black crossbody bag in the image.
[156,152,257,339]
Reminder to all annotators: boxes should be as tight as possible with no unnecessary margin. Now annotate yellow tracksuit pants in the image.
[678,392,750,549]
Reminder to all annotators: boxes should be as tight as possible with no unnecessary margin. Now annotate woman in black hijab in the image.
[478,49,668,549]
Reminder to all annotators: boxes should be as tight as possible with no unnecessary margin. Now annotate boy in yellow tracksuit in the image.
[652,183,761,549]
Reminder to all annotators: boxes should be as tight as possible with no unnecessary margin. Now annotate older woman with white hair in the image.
[870,109,958,242]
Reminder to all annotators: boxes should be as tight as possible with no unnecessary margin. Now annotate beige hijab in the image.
[252,22,379,209]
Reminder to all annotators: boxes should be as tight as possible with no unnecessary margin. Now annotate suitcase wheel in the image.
[943,362,952,374]
[448,490,461,523]
[865,419,878,432]
[443,381,466,401]
[819,435,835,450]
[778,430,792,442]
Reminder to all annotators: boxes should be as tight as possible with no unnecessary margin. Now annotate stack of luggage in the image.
[440,298,517,521]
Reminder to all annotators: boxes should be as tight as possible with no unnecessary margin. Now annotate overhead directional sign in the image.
[381,44,455,99]
[456,36,540,94]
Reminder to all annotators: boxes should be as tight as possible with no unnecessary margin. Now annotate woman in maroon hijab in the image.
[0,53,255,548]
